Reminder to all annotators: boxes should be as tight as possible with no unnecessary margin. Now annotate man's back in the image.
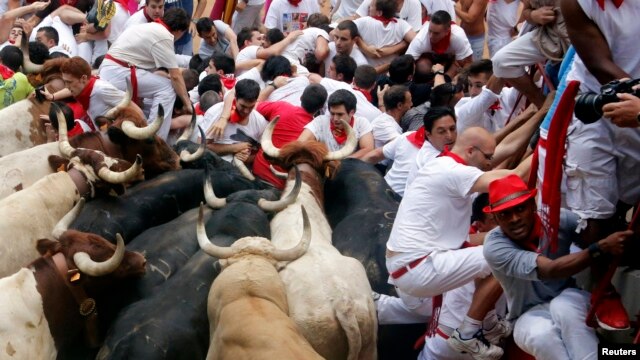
[106,22,176,70]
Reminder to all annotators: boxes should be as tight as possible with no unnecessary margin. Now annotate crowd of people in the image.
[0,0,638,359]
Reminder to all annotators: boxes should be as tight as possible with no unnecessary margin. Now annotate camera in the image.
[574,78,640,123]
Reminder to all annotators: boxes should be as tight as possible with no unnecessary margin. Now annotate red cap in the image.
[483,174,537,213]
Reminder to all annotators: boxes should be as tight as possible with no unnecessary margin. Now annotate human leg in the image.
[376,288,431,325]
[467,33,485,61]
[549,288,598,360]
[513,304,570,360]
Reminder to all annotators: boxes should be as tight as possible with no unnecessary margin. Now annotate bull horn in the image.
[21,34,43,73]
[179,126,206,162]
[74,233,126,276]
[259,116,281,158]
[197,203,235,259]
[270,165,288,179]
[232,156,255,181]
[177,108,197,142]
[121,105,164,140]
[104,78,132,119]
[52,198,85,240]
[324,119,357,161]
[271,206,311,261]
[258,165,300,212]
[203,164,226,208]
[97,154,143,184]
[55,103,75,158]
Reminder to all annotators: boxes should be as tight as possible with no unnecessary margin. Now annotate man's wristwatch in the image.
[434,70,445,76]
[266,80,277,89]
[588,242,603,259]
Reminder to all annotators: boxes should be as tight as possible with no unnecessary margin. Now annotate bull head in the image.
[178,125,206,163]
[197,203,311,262]
[73,233,126,277]
[120,105,164,140]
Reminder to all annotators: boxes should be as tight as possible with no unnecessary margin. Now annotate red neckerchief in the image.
[143,7,154,22]
[154,18,170,31]
[288,0,301,6]
[68,121,85,137]
[597,0,623,10]
[0,63,15,79]
[352,86,372,102]
[114,0,130,14]
[489,100,501,111]
[406,127,425,148]
[372,15,397,26]
[330,116,355,144]
[519,214,544,252]
[430,25,453,54]
[229,99,244,124]
[194,103,204,116]
[75,76,98,112]
[221,74,236,90]
[439,145,467,165]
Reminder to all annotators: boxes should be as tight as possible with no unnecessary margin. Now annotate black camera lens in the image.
[574,93,604,124]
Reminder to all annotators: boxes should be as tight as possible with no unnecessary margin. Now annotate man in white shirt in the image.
[235,27,303,75]
[327,54,357,84]
[99,8,193,140]
[195,17,239,59]
[420,0,455,19]
[281,24,330,75]
[355,0,423,32]
[372,84,411,149]
[264,0,320,33]
[299,89,374,159]
[124,0,165,27]
[324,20,369,77]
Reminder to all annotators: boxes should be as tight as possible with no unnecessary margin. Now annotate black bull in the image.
[324,158,426,360]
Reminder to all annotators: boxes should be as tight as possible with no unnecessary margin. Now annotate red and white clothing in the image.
[353,16,413,67]
[319,78,382,120]
[124,7,153,28]
[264,0,320,33]
[382,131,422,196]
[304,114,372,152]
[108,1,131,43]
[29,15,78,57]
[79,78,126,127]
[237,67,266,89]
[282,27,330,74]
[455,85,524,133]
[486,0,520,57]
[267,76,310,107]
[406,21,472,60]
[323,42,369,78]
[356,0,423,31]
[419,0,455,19]
[235,45,261,76]
[405,140,440,189]
[371,112,402,149]
[253,101,313,189]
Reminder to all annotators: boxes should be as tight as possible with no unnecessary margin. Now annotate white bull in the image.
[0,98,51,157]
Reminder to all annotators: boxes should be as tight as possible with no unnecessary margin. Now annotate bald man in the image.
[385,127,531,359]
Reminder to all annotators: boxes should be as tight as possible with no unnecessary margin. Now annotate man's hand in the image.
[32,0,51,11]
[286,29,304,40]
[597,230,634,256]
[273,75,290,88]
[15,18,33,36]
[189,21,197,37]
[530,6,556,26]
[377,84,389,104]
[236,0,246,12]
[602,93,640,128]
[234,144,251,162]
[206,117,228,139]
[432,63,445,73]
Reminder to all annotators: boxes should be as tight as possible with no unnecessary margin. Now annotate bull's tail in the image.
[333,296,362,360]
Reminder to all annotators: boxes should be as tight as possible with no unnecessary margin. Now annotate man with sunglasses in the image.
[386,126,531,359]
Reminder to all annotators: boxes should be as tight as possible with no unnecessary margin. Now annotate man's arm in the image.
[224,27,240,59]
[455,0,488,24]
[315,36,330,62]
[235,59,264,73]
[349,132,374,159]
[207,141,252,156]
[255,30,303,59]
[169,68,193,114]
[602,93,640,128]
[361,147,386,164]
[190,0,207,35]
[298,128,318,142]
[536,230,633,280]
[561,0,628,85]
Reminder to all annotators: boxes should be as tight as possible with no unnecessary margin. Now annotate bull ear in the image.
[106,126,128,145]
[48,155,70,172]
[37,239,62,256]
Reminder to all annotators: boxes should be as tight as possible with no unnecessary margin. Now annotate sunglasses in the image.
[473,146,494,161]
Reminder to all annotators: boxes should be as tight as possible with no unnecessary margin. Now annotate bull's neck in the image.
[295,163,324,210]
[68,168,92,198]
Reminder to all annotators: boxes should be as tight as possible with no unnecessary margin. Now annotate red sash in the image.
[104,54,138,102]
[75,76,98,112]
[372,15,397,26]
[406,127,426,148]
[0,64,15,80]
[597,0,623,10]
[330,116,355,144]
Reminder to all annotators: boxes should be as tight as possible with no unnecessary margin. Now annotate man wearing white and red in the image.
[124,0,165,27]
[386,127,531,359]
[253,84,328,189]
[554,0,640,331]
[264,0,320,33]
[99,8,192,140]
[483,174,633,359]
[299,89,373,159]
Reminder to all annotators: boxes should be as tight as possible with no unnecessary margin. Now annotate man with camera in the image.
[560,0,640,331]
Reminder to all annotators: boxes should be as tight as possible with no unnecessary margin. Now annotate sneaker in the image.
[483,318,512,345]
[372,291,381,302]
[447,329,504,360]
[86,0,117,32]
[594,290,630,331]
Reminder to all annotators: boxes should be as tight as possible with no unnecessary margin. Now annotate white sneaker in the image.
[484,319,512,345]
[447,329,504,360]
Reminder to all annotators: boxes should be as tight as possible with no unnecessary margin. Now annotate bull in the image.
[0,230,146,360]
[197,204,323,360]
[259,119,378,360]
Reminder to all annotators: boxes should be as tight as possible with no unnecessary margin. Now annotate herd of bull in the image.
[0,79,429,359]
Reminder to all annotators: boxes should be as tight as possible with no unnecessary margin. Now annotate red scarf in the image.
[288,0,301,6]
[68,121,85,138]
[114,0,131,14]
[154,18,170,31]
[597,0,623,10]
[406,127,425,148]
[143,7,154,22]
[372,15,397,26]
[221,74,236,90]
[352,86,372,102]
[430,24,454,54]
[0,63,15,80]
[194,103,204,116]
[330,116,354,144]
[440,145,467,165]
[75,76,98,112]
[488,100,501,111]
[229,99,243,124]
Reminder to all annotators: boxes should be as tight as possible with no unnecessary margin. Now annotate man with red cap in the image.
[483,174,632,359]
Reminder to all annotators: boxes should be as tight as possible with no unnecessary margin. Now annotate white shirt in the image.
[324,42,369,78]
[356,0,423,31]
[124,8,149,28]
[198,20,232,58]
[87,79,126,126]
[387,156,483,253]
[333,0,364,20]
[419,0,455,19]
[353,17,413,66]
[371,113,402,148]
[405,140,440,189]
[267,76,310,107]
[106,23,177,70]
[486,0,520,39]
[198,102,268,162]
[319,78,382,120]
[406,22,472,60]
[304,114,373,152]
[282,27,330,66]
[455,86,523,133]
[237,67,266,89]
[382,132,421,196]
[264,0,321,33]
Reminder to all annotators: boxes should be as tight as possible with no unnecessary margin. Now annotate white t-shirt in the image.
[387,156,483,253]
[319,78,382,120]
[371,112,402,148]
[486,0,520,39]
[235,45,260,76]
[267,76,309,107]
[124,8,149,28]
[198,20,232,58]
[356,0,423,31]
[324,42,369,78]
[282,27,330,66]
[198,102,268,162]
[106,23,178,70]
[419,0,455,19]
[406,22,472,60]
[455,86,523,134]
[264,0,321,33]
[353,16,413,66]
[333,0,364,20]
[304,114,373,152]
[382,131,421,196]
[108,2,130,43]
[405,140,440,189]
[88,79,126,126]
[30,15,78,57]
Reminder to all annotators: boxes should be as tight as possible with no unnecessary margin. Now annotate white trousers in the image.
[487,36,512,59]
[376,288,432,325]
[513,288,598,360]
[492,30,547,78]
[99,61,175,140]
